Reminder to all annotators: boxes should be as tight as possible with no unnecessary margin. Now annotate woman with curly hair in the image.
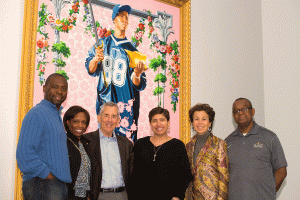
[186,103,229,200]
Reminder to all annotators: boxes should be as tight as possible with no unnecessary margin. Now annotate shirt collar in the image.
[234,121,259,136]
[111,34,130,46]
[99,129,117,140]
[42,99,63,112]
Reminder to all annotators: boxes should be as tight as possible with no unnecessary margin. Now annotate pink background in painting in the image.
[33,0,180,139]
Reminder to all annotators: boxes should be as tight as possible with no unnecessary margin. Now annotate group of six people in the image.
[16,73,287,200]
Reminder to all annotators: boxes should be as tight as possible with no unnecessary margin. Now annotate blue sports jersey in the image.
[85,34,146,141]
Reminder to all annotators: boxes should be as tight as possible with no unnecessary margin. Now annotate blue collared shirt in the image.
[99,130,125,188]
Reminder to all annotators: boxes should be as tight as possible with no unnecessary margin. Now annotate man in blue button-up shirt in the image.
[17,73,72,200]
[84,102,133,200]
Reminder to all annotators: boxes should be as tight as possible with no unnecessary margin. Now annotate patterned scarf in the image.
[74,142,91,197]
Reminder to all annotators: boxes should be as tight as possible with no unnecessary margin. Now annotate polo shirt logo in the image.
[253,142,263,148]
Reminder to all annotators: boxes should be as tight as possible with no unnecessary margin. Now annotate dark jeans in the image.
[22,177,68,200]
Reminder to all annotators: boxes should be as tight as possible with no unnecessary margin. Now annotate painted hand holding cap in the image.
[125,49,148,70]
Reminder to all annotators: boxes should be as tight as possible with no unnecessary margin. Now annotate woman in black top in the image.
[131,107,193,200]
[63,106,91,200]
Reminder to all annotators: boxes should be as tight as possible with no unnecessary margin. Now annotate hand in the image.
[171,197,180,200]
[94,48,104,63]
[45,172,55,180]
[134,61,146,77]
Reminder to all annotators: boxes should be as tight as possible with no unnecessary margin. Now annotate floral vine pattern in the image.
[146,11,180,112]
[168,41,180,112]
[36,4,50,85]
[82,0,113,38]
[36,1,79,84]
[131,19,145,48]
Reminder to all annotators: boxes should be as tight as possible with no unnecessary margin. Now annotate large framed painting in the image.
[15,0,190,198]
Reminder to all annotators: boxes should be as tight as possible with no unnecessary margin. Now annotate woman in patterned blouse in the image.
[186,103,229,200]
[63,106,92,200]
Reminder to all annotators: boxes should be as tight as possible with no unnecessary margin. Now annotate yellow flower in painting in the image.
[56,19,62,25]
[69,25,73,30]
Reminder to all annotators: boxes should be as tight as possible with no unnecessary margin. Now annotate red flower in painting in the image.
[105,30,112,37]
[149,26,154,34]
[37,40,44,48]
[72,5,79,13]
[83,0,89,4]
[171,78,175,85]
[62,25,68,31]
[172,54,179,62]
[98,28,107,38]
[138,23,145,31]
[170,87,174,93]
[148,16,152,22]
[173,81,179,88]
[175,63,180,71]
[166,44,173,54]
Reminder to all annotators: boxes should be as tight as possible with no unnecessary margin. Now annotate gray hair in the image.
[99,102,120,116]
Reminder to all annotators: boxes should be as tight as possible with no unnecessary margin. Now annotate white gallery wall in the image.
[0,0,299,199]
[191,0,265,138]
[262,0,300,198]
[0,0,24,199]
[191,0,300,199]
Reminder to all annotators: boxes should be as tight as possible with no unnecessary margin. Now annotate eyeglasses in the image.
[233,107,252,115]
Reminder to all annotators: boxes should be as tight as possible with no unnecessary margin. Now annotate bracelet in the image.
[133,72,141,79]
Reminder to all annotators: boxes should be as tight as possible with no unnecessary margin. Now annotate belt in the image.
[100,187,125,193]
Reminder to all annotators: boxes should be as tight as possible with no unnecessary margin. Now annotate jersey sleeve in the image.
[130,71,147,91]
[85,40,104,77]
[271,134,288,170]
[121,41,147,91]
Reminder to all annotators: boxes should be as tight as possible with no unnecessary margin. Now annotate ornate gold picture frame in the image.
[15,0,190,198]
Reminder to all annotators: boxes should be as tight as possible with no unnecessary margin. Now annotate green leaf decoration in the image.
[51,41,71,58]
[149,56,161,71]
[52,59,66,67]
[154,73,167,83]
[170,40,179,55]
[160,59,167,70]
[56,70,69,80]
[153,87,164,96]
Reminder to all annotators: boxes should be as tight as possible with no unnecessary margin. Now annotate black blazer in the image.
[66,132,92,199]
[83,129,134,200]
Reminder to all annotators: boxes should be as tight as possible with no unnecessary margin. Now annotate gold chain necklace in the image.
[67,137,87,166]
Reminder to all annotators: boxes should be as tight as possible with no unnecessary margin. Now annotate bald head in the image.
[43,73,68,110]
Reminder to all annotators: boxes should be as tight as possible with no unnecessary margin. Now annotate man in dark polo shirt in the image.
[226,98,287,200]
